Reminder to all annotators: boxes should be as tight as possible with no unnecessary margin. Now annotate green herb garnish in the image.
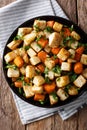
[24,45,30,51]
[45,26,53,33]
[69,25,74,32]
[69,73,78,82]
[36,43,42,48]
[33,25,40,32]
[52,65,62,74]
[13,35,23,40]
[45,77,52,84]
[44,67,49,74]
[18,75,24,81]
[50,92,58,100]
[5,63,17,70]
[18,88,22,94]
[53,55,58,59]
[39,100,45,105]
[36,35,42,42]
[64,84,72,93]
[63,36,75,45]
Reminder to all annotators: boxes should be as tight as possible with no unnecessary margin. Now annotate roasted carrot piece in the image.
[14,81,23,88]
[44,82,56,94]
[74,62,83,74]
[74,46,84,61]
[38,51,47,62]
[38,38,48,48]
[58,58,63,65]
[34,94,45,101]
[24,77,30,83]
[51,57,59,64]
[51,48,60,55]
[63,27,71,37]
[47,21,54,28]
[14,56,24,67]
[37,64,45,72]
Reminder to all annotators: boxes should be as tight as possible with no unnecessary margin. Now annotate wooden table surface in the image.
[0,0,87,130]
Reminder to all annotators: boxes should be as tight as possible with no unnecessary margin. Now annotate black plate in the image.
[3,15,87,108]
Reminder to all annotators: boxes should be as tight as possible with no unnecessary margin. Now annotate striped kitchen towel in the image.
[0,0,87,125]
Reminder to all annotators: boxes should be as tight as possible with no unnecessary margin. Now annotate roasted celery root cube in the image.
[68,86,78,96]
[49,93,58,105]
[45,58,55,70]
[82,68,87,79]
[47,71,55,80]
[68,41,78,49]
[68,49,75,58]
[53,22,63,32]
[26,65,36,78]
[23,86,34,98]
[7,40,22,50]
[33,76,45,86]
[61,62,71,71]
[7,68,20,77]
[20,66,26,75]
[27,48,37,57]
[4,51,17,63]
[33,20,46,30]
[80,54,87,65]
[73,75,86,88]
[57,89,69,101]
[24,32,36,46]
[57,48,70,61]
[23,53,29,64]
[49,32,62,48]
[71,31,81,40]
[30,56,41,65]
[31,42,42,52]
[44,44,51,53]
[67,58,76,63]
[32,85,43,94]
[56,75,70,88]
[18,27,32,36]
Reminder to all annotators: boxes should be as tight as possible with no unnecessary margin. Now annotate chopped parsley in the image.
[69,73,78,82]
[64,84,72,93]
[36,35,42,42]
[63,36,75,45]
[53,55,58,59]
[52,65,62,74]
[69,25,74,32]
[13,35,23,40]
[5,63,17,70]
[33,25,40,32]
[44,67,49,74]
[45,77,52,84]
[50,92,58,101]
[24,45,30,51]
[45,26,53,33]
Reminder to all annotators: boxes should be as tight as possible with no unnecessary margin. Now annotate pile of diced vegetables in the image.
[4,19,87,105]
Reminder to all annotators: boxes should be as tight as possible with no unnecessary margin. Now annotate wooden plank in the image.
[78,107,87,130]
[0,63,25,130]
[77,0,87,33]
[26,116,55,130]
[56,0,77,23]
[54,114,78,130]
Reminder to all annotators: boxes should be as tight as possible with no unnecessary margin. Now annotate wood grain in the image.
[0,0,87,130]
[56,0,77,23]
[77,0,87,33]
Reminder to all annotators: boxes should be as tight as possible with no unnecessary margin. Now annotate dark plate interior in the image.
[3,15,87,108]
